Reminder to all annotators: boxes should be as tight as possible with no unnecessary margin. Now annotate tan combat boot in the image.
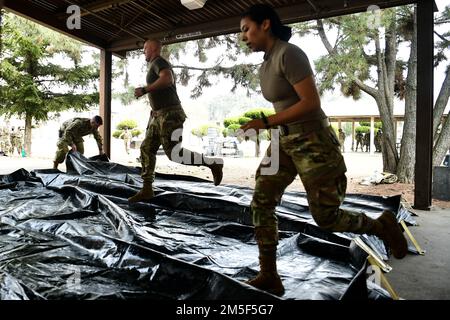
[370,210,408,259]
[246,244,285,296]
[128,181,154,203]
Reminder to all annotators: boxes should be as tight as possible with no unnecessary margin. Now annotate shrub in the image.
[116,119,138,130]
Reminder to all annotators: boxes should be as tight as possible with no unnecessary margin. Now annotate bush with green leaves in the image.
[131,129,142,137]
[113,119,141,139]
[359,121,382,129]
[223,117,240,127]
[238,117,252,125]
[113,128,142,139]
[223,123,241,137]
[191,124,222,138]
[355,126,370,134]
[244,108,275,120]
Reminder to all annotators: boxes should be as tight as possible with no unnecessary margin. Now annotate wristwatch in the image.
[260,112,270,129]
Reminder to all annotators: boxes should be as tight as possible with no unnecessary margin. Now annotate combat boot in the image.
[369,210,408,259]
[209,162,223,186]
[246,244,284,296]
[203,157,223,186]
[128,181,154,203]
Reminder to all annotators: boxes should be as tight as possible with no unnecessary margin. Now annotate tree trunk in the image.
[24,113,32,156]
[433,116,450,166]
[431,65,450,167]
[433,67,450,138]
[378,98,399,173]
[397,9,417,183]
[375,31,398,173]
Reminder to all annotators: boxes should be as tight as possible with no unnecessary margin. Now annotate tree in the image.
[0,13,99,155]
[115,36,260,102]
[396,6,450,179]
[313,8,401,174]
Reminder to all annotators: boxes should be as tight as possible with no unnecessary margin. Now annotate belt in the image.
[279,118,330,136]
[151,105,183,117]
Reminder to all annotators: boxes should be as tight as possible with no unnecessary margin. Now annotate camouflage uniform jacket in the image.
[59,118,103,150]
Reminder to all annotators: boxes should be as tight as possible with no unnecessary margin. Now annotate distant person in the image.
[338,128,346,153]
[375,130,382,152]
[355,132,364,152]
[119,127,132,155]
[238,4,407,296]
[129,39,223,203]
[53,116,104,169]
[10,126,24,156]
[364,132,370,152]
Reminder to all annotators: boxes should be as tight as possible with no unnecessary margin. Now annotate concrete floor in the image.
[386,207,450,300]
[1,155,450,300]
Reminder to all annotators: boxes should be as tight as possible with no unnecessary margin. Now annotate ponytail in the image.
[241,4,292,41]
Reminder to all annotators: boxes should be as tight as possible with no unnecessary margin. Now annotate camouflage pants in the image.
[11,137,23,155]
[140,108,206,183]
[355,140,364,152]
[251,125,374,245]
[339,139,345,152]
[123,139,130,154]
[54,139,84,164]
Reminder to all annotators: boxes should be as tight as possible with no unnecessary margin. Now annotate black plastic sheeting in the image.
[0,152,414,300]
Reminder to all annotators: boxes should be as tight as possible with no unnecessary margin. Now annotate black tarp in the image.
[0,152,413,300]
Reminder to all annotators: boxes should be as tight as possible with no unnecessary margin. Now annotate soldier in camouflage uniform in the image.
[375,130,382,152]
[355,132,364,152]
[119,127,132,155]
[10,127,23,156]
[128,39,223,203]
[239,4,407,296]
[53,116,104,169]
[364,132,371,152]
[338,128,346,153]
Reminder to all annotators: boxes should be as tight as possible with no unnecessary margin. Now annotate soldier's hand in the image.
[240,119,265,134]
[134,87,146,98]
[71,144,77,152]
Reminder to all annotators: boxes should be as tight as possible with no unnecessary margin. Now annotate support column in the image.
[351,121,355,152]
[414,0,434,210]
[100,49,112,158]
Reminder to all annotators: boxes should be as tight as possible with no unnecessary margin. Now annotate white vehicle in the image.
[220,137,243,157]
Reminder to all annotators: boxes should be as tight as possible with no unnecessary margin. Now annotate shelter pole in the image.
[100,49,112,158]
[414,0,434,210]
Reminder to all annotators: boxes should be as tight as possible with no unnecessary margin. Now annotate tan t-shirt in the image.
[146,56,181,111]
[259,38,326,123]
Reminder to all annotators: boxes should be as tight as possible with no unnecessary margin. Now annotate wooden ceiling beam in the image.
[4,0,108,49]
[109,0,416,52]
[56,0,136,18]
